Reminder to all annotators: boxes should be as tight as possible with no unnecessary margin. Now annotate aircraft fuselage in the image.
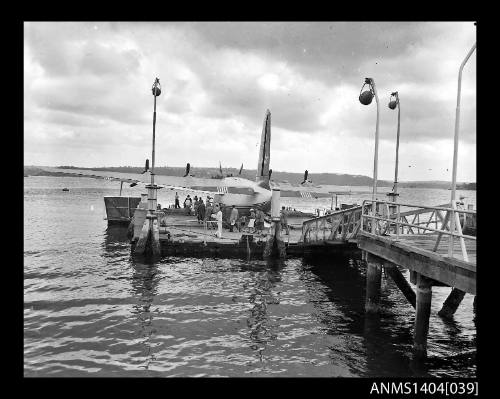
[202,176,272,212]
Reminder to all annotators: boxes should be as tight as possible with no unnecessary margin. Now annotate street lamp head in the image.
[388,91,398,109]
[152,78,161,96]
[359,78,375,105]
[359,91,374,105]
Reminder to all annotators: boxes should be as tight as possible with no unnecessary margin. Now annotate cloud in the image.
[24,21,476,181]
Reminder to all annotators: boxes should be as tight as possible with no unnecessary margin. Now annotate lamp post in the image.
[135,78,162,257]
[147,77,161,216]
[388,91,401,203]
[151,78,161,187]
[359,78,380,233]
[449,42,476,258]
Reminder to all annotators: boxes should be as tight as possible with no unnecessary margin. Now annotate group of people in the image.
[171,192,290,238]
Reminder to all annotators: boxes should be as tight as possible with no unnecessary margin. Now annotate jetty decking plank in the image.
[394,234,476,264]
[357,231,476,294]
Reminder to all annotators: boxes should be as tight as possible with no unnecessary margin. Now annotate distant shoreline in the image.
[24,166,476,191]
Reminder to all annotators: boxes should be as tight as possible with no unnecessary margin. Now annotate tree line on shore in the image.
[24,165,476,190]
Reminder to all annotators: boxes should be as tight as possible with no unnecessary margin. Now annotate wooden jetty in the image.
[129,203,359,258]
[128,190,476,359]
[301,199,476,358]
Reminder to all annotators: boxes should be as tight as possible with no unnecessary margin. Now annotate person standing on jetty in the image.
[255,208,264,234]
[229,205,239,232]
[211,204,223,238]
[184,195,192,213]
[197,198,206,224]
[247,208,256,233]
[204,201,213,230]
[193,196,199,216]
[280,206,290,235]
[174,192,180,209]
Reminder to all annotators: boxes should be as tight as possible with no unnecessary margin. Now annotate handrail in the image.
[362,213,476,240]
[360,199,476,261]
[361,199,476,215]
[302,205,362,224]
[300,205,362,244]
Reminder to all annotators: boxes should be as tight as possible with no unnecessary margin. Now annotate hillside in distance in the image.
[24,165,476,190]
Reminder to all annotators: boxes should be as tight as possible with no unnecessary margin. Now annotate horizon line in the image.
[24,165,476,184]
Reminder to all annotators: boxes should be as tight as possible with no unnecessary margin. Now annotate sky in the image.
[24,22,476,182]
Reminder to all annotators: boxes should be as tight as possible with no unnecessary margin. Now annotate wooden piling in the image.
[384,263,416,308]
[264,188,286,259]
[438,288,466,318]
[365,254,382,313]
[133,183,161,257]
[135,218,151,255]
[414,273,432,358]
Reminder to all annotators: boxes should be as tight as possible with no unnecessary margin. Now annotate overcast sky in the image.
[24,21,476,182]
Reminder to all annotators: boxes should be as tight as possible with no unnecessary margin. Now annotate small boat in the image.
[62,188,69,192]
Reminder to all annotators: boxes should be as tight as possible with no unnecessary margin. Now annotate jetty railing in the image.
[300,206,363,244]
[360,199,476,261]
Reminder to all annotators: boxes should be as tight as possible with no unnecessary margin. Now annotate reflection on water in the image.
[104,226,162,371]
[246,260,283,362]
[300,254,475,377]
[130,261,160,370]
[24,177,476,377]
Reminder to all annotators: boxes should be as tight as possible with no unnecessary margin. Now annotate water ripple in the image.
[23,177,476,377]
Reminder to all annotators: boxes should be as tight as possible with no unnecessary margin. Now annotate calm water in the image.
[24,176,476,377]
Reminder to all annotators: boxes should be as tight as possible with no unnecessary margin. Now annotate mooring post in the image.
[134,183,161,257]
[263,188,286,259]
[384,262,416,309]
[135,217,150,255]
[134,78,162,258]
[414,273,433,358]
[438,288,466,318]
[365,254,382,313]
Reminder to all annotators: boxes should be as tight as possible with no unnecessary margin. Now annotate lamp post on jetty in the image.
[359,77,380,233]
[448,42,476,258]
[387,92,400,203]
[134,77,162,257]
[359,78,384,317]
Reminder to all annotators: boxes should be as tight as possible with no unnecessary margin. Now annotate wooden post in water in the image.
[134,78,162,258]
[438,288,466,318]
[263,188,286,259]
[414,273,433,358]
[365,254,382,313]
[384,262,416,308]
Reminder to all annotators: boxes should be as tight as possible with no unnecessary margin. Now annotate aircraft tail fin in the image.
[256,109,271,187]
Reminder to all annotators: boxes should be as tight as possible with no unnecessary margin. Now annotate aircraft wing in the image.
[278,189,371,199]
[271,181,372,199]
[38,166,226,195]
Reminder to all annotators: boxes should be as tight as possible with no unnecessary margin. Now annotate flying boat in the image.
[40,109,370,213]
